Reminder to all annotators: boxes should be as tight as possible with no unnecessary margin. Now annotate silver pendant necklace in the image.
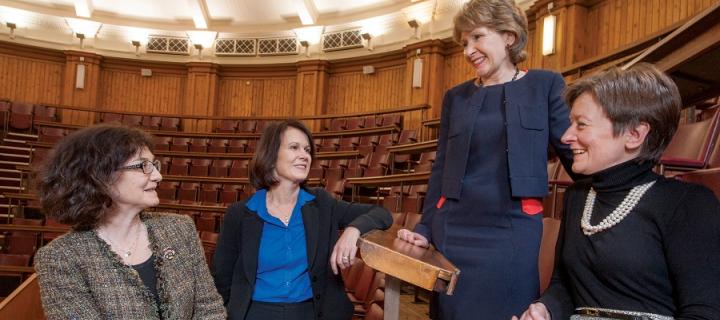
[581,180,656,236]
[100,223,143,258]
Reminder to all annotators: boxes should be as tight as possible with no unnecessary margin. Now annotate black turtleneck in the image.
[539,159,720,320]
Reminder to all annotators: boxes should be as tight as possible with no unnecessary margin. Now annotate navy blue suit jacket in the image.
[415,70,574,240]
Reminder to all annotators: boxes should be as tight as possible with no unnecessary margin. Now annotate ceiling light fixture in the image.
[65,18,102,41]
[76,33,86,48]
[6,22,16,40]
[131,40,141,57]
[194,43,204,58]
[361,32,373,51]
[407,19,420,39]
[299,40,310,57]
[294,26,323,46]
[187,30,216,49]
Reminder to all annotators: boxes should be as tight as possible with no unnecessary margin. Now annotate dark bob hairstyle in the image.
[250,119,315,189]
[38,123,154,231]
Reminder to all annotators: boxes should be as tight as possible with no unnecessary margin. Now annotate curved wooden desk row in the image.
[346,172,431,188]
[27,141,363,161]
[34,120,400,139]
[384,139,437,155]
[10,100,428,122]
[2,192,230,214]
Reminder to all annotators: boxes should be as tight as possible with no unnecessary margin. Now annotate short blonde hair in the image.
[453,0,528,64]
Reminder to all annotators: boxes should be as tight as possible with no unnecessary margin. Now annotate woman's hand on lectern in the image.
[396,228,429,248]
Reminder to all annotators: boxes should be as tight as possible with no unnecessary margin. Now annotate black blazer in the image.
[213,187,392,320]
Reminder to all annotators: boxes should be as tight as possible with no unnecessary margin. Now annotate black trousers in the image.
[245,300,314,320]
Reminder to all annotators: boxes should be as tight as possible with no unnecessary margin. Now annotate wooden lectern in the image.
[358,226,460,320]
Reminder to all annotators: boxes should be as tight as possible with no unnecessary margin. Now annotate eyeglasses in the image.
[118,160,161,174]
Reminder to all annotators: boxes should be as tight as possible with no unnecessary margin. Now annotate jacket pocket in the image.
[517,104,545,130]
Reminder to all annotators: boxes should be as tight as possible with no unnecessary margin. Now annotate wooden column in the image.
[61,50,102,125]
[295,60,330,131]
[184,62,219,132]
[403,40,445,132]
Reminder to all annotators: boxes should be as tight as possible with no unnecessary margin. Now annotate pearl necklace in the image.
[580,180,656,236]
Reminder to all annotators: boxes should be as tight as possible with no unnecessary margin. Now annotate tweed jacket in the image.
[213,187,393,320]
[34,212,225,320]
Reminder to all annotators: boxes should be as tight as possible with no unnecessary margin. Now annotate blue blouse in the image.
[246,188,315,302]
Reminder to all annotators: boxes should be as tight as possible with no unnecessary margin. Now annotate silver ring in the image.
[342,256,349,261]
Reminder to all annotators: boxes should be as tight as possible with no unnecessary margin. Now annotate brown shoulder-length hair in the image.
[250,119,315,189]
[564,63,681,163]
[38,123,154,231]
[453,0,529,64]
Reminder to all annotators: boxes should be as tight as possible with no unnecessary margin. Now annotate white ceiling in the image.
[0,0,537,62]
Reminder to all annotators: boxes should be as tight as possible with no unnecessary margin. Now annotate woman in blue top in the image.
[213,119,392,320]
[396,0,575,319]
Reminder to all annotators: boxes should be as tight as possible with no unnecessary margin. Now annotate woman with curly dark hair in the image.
[34,123,225,319]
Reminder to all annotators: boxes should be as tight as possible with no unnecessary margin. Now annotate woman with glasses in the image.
[34,124,225,319]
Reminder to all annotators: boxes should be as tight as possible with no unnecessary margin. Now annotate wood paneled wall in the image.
[584,0,714,58]
[0,53,63,105]
[326,65,406,115]
[216,77,296,117]
[97,68,187,114]
[524,0,717,71]
[0,0,714,130]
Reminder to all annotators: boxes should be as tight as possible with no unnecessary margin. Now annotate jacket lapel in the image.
[301,201,320,270]
[139,217,171,316]
[241,211,263,285]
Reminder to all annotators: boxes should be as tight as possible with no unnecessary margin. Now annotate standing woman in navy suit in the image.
[396,0,575,319]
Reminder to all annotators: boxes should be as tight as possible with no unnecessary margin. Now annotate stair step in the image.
[7,132,38,139]
[0,185,22,191]
[0,153,30,160]
[0,160,29,166]
[0,145,32,152]
[2,139,30,148]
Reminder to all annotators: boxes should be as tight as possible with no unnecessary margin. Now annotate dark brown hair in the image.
[250,119,315,189]
[453,0,529,64]
[38,123,154,231]
[564,63,681,162]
